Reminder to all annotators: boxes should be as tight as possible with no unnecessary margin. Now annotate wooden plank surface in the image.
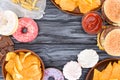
[0,0,119,80]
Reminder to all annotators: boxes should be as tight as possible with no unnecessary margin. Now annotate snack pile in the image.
[4,51,43,80]
[11,0,39,11]
[55,0,101,13]
[93,61,120,80]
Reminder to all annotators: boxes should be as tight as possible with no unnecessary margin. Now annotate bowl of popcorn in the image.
[2,49,45,80]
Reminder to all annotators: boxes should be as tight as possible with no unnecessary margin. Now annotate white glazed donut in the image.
[0,10,18,35]
[44,68,64,80]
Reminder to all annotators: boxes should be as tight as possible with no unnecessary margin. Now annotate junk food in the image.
[55,0,61,4]
[63,61,82,80]
[82,12,102,34]
[59,0,77,11]
[78,0,101,13]
[11,0,39,10]
[54,0,101,13]
[93,69,101,80]
[97,26,120,56]
[93,61,120,80]
[44,68,64,80]
[0,10,18,36]
[102,0,120,26]
[13,17,38,42]
[77,49,99,68]
[4,51,43,80]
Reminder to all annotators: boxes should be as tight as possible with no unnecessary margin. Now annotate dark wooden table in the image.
[0,0,118,80]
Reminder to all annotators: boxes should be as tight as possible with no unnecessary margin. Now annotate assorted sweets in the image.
[11,0,39,10]
[0,10,39,42]
[63,49,99,80]
[93,61,120,80]
[102,0,120,26]
[2,49,44,80]
[82,12,103,34]
[54,0,101,14]
[13,17,38,42]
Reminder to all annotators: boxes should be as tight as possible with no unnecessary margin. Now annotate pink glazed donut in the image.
[44,68,64,80]
[13,17,38,42]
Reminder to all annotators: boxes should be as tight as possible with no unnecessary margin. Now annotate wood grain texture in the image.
[0,0,119,80]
